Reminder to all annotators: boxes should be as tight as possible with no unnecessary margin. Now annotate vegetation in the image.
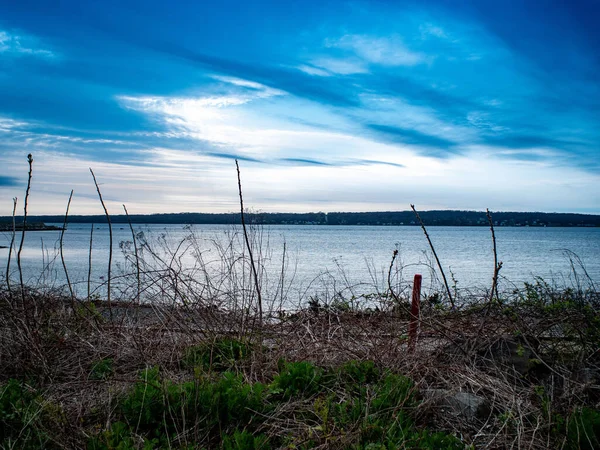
[2,210,599,227]
[1,155,599,448]
[0,280,598,449]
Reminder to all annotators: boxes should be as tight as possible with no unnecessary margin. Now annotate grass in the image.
[1,156,599,448]
[0,281,599,449]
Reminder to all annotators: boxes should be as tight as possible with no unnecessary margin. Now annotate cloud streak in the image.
[0,29,55,58]
[0,1,598,213]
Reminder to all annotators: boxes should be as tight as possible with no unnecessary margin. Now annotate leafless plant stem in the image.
[235,160,262,329]
[6,197,17,293]
[276,240,287,315]
[410,204,454,308]
[123,204,141,304]
[90,168,113,320]
[487,208,502,301]
[387,249,401,304]
[60,190,75,302]
[474,209,504,345]
[17,154,34,303]
[88,224,94,300]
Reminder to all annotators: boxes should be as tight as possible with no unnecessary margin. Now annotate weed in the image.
[182,338,254,372]
[0,379,54,449]
[90,358,114,381]
[272,360,325,398]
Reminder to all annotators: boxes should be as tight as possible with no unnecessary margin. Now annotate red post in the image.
[408,274,422,353]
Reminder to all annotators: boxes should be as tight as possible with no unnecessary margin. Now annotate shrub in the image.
[222,430,271,450]
[0,379,54,448]
[271,361,326,398]
[182,338,254,372]
[115,366,270,446]
[90,358,114,380]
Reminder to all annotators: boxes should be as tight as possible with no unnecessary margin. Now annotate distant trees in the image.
[1,210,598,227]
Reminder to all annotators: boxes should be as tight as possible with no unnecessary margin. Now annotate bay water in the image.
[1,224,598,306]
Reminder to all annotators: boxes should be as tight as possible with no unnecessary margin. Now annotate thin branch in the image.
[6,197,17,293]
[60,190,75,303]
[87,224,94,300]
[410,204,454,308]
[90,168,113,321]
[17,154,34,303]
[474,208,504,346]
[123,204,141,304]
[487,208,502,302]
[387,249,402,304]
[235,160,262,328]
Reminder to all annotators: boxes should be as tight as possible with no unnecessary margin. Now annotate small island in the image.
[0,222,62,232]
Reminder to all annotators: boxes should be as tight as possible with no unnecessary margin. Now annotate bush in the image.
[115,366,269,446]
[0,379,55,449]
[271,360,326,398]
[90,358,114,380]
[222,430,271,450]
[182,338,254,372]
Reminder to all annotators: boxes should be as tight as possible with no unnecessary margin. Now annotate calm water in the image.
[1,224,598,302]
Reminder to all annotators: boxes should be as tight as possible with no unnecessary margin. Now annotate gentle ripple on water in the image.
[1,224,598,304]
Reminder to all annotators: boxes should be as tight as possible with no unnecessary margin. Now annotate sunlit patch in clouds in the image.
[117,78,417,167]
[0,0,599,213]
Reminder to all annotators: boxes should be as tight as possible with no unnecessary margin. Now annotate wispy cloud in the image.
[367,123,457,156]
[309,57,368,75]
[208,152,263,163]
[328,34,427,67]
[295,64,333,77]
[0,117,29,131]
[0,29,55,58]
[0,1,598,213]
[281,157,332,166]
[419,23,449,39]
[357,159,405,168]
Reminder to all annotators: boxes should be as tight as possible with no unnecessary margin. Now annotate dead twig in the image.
[410,204,454,308]
[60,190,75,303]
[235,160,262,329]
[123,204,141,305]
[87,224,94,300]
[90,168,113,321]
[5,197,17,293]
[17,154,34,304]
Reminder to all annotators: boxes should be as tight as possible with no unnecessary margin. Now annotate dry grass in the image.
[0,274,598,448]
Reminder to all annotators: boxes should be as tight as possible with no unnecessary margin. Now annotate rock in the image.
[423,389,490,421]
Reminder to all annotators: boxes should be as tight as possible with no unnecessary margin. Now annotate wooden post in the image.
[408,274,422,353]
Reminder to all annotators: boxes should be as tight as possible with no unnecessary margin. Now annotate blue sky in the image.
[0,0,599,215]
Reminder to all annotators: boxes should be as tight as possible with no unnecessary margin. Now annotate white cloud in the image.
[0,30,55,58]
[359,94,477,144]
[310,57,368,75]
[328,34,426,67]
[0,117,29,131]
[466,111,508,132]
[296,64,333,77]
[211,75,286,97]
[419,23,449,39]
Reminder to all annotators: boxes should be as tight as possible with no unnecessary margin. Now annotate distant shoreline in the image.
[1,210,599,228]
[0,223,63,232]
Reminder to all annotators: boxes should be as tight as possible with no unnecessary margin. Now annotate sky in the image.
[0,0,599,215]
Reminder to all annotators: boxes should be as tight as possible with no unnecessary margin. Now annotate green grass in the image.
[84,351,464,449]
